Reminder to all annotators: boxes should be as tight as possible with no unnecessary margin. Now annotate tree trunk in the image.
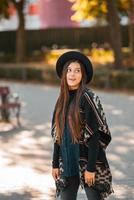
[106,0,123,69]
[15,1,26,62]
[128,0,134,57]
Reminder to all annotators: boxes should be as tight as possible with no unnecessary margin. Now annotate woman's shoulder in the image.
[80,87,102,109]
[81,87,96,101]
[79,87,93,107]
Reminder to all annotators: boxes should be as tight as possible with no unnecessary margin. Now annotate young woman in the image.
[51,51,113,200]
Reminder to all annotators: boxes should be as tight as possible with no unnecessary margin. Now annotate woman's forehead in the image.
[67,62,81,68]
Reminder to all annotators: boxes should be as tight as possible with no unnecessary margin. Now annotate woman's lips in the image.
[69,79,76,81]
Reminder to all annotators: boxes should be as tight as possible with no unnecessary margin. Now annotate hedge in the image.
[0,66,134,90]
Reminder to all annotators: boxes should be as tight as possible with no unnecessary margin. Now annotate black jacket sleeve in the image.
[52,143,60,168]
[51,100,60,168]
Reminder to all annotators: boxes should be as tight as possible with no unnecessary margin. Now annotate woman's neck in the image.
[69,88,78,95]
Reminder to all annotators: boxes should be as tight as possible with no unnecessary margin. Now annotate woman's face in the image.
[66,62,82,90]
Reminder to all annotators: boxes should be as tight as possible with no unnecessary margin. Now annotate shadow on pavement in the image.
[0,122,56,200]
[0,191,32,200]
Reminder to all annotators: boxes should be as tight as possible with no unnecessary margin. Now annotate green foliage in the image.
[69,0,107,22]
[110,70,134,89]
[93,68,134,89]
[69,0,132,22]
[0,66,133,90]
[0,66,43,81]
[0,0,10,19]
[117,0,130,16]
[0,66,59,84]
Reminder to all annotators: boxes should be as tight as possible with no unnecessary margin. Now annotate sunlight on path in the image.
[0,123,55,199]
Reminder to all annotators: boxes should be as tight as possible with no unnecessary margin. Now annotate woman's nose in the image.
[70,71,75,76]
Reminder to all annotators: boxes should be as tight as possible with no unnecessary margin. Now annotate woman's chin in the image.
[68,82,77,86]
[68,85,79,90]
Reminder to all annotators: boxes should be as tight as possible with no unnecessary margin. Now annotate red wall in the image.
[38,0,79,28]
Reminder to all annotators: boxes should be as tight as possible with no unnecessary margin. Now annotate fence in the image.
[0,25,129,53]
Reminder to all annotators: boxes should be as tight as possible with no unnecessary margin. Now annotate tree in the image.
[0,0,9,19]
[118,0,134,57]
[69,0,123,68]
[0,0,26,62]
[106,0,123,68]
[129,0,134,56]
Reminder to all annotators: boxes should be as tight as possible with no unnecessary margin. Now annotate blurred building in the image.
[26,0,41,29]
[0,0,79,31]
[38,0,79,28]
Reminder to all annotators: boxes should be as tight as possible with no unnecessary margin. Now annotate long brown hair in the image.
[55,60,87,144]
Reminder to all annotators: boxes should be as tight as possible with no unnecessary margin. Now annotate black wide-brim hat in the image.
[56,51,93,83]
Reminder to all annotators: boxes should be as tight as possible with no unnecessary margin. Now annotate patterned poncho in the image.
[51,87,111,148]
[51,87,113,199]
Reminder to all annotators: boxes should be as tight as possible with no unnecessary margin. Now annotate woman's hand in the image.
[84,170,95,186]
[52,168,60,181]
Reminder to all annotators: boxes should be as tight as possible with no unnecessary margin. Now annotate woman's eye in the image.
[67,68,81,73]
[67,68,71,72]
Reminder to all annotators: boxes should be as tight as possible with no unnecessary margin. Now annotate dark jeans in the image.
[60,175,101,200]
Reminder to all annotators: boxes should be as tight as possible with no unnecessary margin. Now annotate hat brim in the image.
[56,51,93,83]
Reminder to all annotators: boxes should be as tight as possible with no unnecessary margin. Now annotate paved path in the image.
[0,81,134,200]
